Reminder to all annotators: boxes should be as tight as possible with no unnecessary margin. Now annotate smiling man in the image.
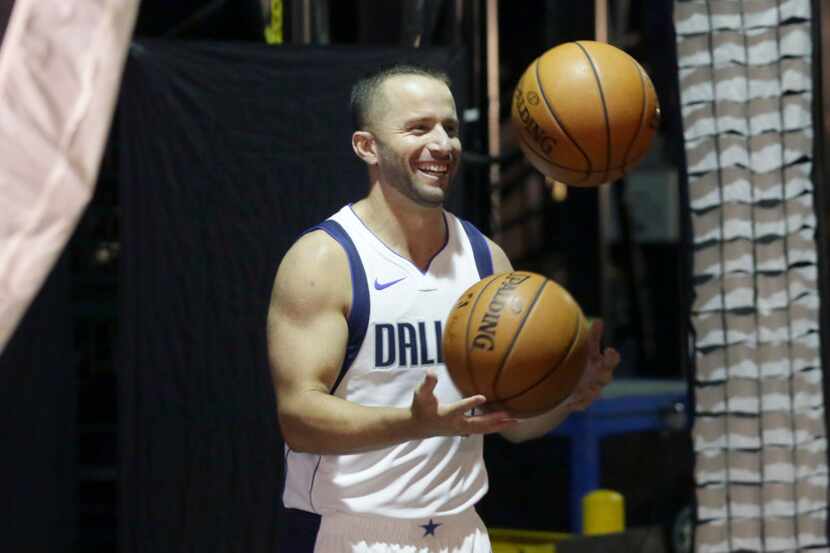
[267,64,619,553]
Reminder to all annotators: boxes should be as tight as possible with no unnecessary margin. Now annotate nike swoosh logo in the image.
[374,276,407,290]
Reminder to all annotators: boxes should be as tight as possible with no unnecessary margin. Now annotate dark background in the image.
[0,1,693,552]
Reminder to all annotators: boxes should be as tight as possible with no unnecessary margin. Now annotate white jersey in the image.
[283,204,494,519]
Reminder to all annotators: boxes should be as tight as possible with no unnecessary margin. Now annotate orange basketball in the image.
[443,271,590,418]
[510,41,660,187]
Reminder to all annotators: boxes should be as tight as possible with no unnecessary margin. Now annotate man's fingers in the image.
[462,410,519,433]
[445,394,488,415]
[599,348,620,381]
[605,347,620,370]
[590,319,604,342]
[416,370,438,397]
[587,319,604,356]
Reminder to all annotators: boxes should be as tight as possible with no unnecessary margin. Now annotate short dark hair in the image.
[349,64,451,131]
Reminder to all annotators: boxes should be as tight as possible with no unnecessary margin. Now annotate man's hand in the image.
[410,370,518,438]
[562,319,620,412]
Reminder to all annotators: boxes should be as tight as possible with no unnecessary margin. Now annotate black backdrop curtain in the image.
[118,40,473,553]
[0,256,76,553]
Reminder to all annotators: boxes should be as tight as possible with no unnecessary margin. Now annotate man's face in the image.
[369,75,462,208]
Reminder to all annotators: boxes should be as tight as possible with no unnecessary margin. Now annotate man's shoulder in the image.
[444,213,498,247]
[272,229,351,311]
[443,212,510,272]
[284,228,349,270]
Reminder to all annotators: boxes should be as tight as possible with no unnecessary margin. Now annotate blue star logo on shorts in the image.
[420,518,442,537]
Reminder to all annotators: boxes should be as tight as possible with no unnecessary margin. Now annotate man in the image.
[267,64,619,553]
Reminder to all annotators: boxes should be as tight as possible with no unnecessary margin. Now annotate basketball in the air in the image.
[510,40,660,187]
[443,271,590,417]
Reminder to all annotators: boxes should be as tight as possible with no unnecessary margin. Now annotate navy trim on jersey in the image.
[460,220,494,278]
[421,213,449,273]
[279,508,321,552]
[308,221,371,394]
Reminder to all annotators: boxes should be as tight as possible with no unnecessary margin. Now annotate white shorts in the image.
[313,509,492,553]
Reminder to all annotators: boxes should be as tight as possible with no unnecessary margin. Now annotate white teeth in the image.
[418,164,448,174]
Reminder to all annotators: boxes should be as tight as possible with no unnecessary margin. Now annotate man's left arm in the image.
[485,238,620,443]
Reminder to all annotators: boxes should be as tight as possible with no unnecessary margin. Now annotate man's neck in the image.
[352,184,447,271]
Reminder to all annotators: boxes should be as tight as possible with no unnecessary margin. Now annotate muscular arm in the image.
[486,238,618,443]
[268,231,515,455]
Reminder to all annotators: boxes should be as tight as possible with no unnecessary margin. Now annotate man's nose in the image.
[428,126,453,154]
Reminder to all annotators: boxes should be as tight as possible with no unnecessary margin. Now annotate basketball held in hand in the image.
[443,271,590,418]
[511,40,660,187]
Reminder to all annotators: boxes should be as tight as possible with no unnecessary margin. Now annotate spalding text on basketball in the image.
[472,274,531,351]
[514,88,556,155]
[375,321,443,368]
[454,291,475,310]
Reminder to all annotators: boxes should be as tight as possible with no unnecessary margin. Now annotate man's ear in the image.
[352,131,378,165]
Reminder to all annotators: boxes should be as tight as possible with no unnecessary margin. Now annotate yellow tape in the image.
[582,489,625,535]
[264,0,283,44]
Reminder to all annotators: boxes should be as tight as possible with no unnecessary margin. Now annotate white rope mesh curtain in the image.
[674,1,827,552]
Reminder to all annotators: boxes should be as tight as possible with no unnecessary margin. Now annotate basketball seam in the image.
[497,312,584,405]
[574,42,611,184]
[491,277,548,398]
[620,59,648,172]
[518,129,643,174]
[532,58,593,173]
[516,132,591,181]
[463,276,502,397]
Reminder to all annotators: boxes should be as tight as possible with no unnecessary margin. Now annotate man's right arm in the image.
[267,231,516,455]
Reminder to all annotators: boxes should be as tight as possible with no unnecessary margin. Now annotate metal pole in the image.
[291,0,311,44]
[402,0,425,46]
[452,0,464,46]
[312,0,330,44]
[486,0,501,241]
[595,0,610,319]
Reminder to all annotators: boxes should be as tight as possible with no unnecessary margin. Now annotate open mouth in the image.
[415,163,451,179]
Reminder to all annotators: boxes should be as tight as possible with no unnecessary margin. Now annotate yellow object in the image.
[545,177,568,202]
[489,528,569,553]
[582,489,625,535]
[264,0,283,44]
